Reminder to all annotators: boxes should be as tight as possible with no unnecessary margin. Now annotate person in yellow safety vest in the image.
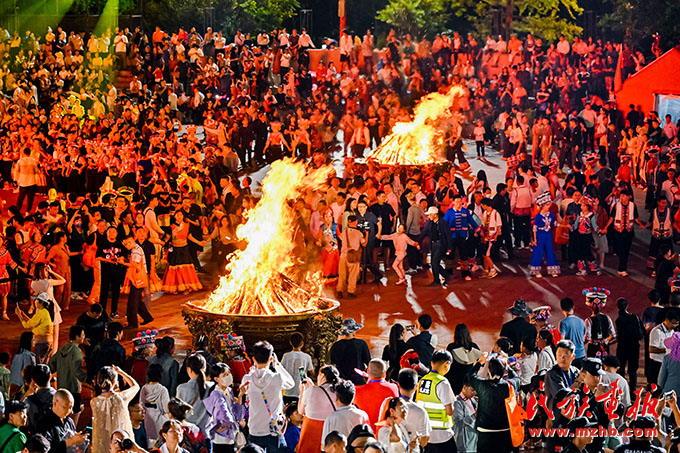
[415,350,457,453]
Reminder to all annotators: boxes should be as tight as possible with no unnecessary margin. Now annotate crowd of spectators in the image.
[0,22,679,453]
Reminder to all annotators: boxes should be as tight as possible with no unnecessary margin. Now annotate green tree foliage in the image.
[600,0,680,49]
[376,0,448,37]
[377,0,583,40]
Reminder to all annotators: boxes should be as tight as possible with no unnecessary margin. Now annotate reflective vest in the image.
[415,371,453,430]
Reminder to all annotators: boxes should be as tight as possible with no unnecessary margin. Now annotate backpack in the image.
[590,313,610,341]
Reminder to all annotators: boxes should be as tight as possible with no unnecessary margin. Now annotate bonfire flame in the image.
[368,85,465,166]
[198,158,332,316]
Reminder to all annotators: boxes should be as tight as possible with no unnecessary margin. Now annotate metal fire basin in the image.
[182,299,342,365]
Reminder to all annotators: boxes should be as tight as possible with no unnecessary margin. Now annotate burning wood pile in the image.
[368,85,466,166]
[190,158,332,316]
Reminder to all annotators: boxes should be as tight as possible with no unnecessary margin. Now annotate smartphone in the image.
[298,367,306,382]
[406,325,416,330]
[666,391,674,401]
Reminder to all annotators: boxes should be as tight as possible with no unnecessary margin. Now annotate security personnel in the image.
[415,350,457,453]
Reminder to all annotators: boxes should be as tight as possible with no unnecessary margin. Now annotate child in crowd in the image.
[379,224,421,285]
[474,120,486,159]
[284,402,304,453]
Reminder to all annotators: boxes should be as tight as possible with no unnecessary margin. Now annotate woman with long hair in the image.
[446,323,482,394]
[297,365,341,453]
[15,293,53,362]
[204,363,246,452]
[376,397,414,453]
[162,210,203,294]
[382,324,409,381]
[536,330,556,374]
[91,365,140,453]
[176,354,214,433]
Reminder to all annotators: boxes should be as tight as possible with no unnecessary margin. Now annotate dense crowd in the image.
[0,20,678,453]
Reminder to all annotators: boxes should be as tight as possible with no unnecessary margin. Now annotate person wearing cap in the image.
[576,358,610,453]
[330,319,371,386]
[561,416,597,453]
[15,293,53,363]
[584,291,616,358]
[603,189,647,277]
[613,415,663,453]
[418,206,452,286]
[500,300,537,355]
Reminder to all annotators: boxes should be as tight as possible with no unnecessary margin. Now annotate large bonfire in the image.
[195,158,332,316]
[368,85,465,166]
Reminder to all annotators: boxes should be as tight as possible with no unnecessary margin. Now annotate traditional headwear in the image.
[549,158,559,168]
[218,333,245,351]
[507,155,520,168]
[133,329,159,350]
[585,153,599,165]
[620,154,632,163]
[583,287,610,309]
[646,145,661,158]
[581,195,595,207]
[668,276,680,292]
[531,305,552,322]
[536,192,552,207]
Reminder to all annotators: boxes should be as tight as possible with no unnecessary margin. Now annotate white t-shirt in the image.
[114,34,128,53]
[428,378,455,444]
[402,399,432,443]
[650,323,673,363]
[281,350,314,397]
[474,126,485,142]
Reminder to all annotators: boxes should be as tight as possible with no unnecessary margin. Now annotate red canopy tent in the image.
[615,46,680,119]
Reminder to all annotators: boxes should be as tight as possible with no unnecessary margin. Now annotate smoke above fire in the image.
[198,158,332,316]
[368,85,465,166]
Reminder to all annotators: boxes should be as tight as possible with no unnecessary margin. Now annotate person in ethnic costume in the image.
[529,192,560,278]
[571,196,600,276]
[583,287,616,358]
[162,210,203,294]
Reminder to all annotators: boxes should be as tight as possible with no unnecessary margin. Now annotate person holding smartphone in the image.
[281,332,314,405]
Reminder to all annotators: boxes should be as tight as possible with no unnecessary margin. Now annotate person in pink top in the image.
[378,224,420,285]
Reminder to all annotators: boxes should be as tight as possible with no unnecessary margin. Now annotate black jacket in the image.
[38,411,78,453]
[469,363,520,430]
[418,218,452,251]
[407,332,434,367]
